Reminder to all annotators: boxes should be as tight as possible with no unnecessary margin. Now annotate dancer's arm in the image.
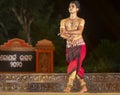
[59,19,70,39]
[67,18,85,35]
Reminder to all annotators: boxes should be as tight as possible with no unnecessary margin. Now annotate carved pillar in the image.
[35,39,55,73]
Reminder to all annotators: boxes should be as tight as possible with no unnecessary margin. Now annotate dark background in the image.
[0,0,120,72]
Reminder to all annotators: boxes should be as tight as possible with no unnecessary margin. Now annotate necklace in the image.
[69,18,77,27]
[67,17,79,30]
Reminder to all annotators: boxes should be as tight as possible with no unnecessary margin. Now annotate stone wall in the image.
[0,73,120,92]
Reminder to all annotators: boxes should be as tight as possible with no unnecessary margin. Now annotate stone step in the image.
[0,73,120,92]
[0,92,120,95]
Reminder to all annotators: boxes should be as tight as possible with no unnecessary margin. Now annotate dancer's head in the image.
[68,0,80,13]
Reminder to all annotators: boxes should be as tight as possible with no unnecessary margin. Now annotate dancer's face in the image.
[68,3,79,14]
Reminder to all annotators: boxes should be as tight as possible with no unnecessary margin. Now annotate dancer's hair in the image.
[70,0,80,9]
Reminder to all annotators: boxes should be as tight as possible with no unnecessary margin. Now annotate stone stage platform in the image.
[0,73,120,93]
[0,92,120,95]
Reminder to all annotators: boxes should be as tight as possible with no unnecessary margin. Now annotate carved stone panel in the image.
[0,73,120,92]
[36,39,55,73]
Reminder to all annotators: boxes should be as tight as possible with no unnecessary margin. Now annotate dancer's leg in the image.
[77,75,87,93]
[76,45,87,93]
[64,71,76,92]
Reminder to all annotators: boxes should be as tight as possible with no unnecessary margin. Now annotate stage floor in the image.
[0,92,120,95]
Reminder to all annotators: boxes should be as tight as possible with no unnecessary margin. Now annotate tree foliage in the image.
[0,0,58,44]
[0,0,65,69]
[84,40,120,73]
[0,0,120,72]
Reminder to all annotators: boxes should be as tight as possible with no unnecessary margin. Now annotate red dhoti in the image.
[66,45,86,78]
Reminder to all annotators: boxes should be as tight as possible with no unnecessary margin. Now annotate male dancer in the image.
[58,0,87,93]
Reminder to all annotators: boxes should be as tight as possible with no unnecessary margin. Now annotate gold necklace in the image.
[69,18,77,27]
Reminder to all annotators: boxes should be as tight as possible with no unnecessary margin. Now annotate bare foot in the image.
[79,85,88,93]
[63,86,71,93]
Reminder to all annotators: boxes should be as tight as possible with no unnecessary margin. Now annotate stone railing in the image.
[0,73,120,92]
